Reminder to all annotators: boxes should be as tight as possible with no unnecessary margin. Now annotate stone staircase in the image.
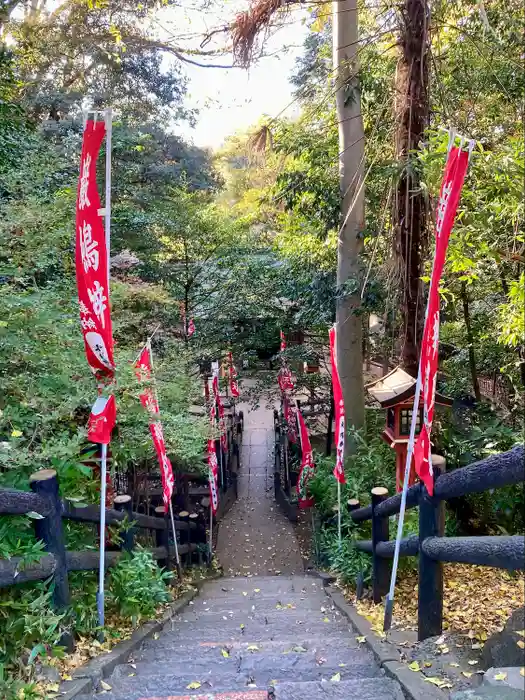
[79,576,404,700]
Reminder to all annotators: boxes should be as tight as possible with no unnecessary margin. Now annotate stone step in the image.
[135,637,363,663]
[200,577,325,598]
[111,649,376,682]
[86,672,256,699]
[272,678,405,700]
[110,661,378,688]
[172,608,346,628]
[144,619,353,646]
[190,596,333,614]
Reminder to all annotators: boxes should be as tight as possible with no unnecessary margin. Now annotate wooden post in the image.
[154,506,171,570]
[29,470,70,610]
[114,495,134,553]
[371,487,390,604]
[418,467,443,641]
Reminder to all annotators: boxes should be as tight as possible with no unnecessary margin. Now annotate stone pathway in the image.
[79,576,404,700]
[78,400,405,700]
[216,399,303,577]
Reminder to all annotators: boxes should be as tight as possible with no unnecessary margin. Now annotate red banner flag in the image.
[76,119,115,380]
[212,374,227,450]
[280,330,286,352]
[228,352,240,398]
[413,147,470,495]
[134,346,175,512]
[296,408,315,508]
[329,326,345,484]
[207,438,219,515]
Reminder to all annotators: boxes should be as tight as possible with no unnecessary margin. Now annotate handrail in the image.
[351,445,524,524]
[347,446,525,642]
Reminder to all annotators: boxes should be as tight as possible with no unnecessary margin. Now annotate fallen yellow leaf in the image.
[247,645,259,652]
[254,589,261,593]
[516,630,525,637]
[408,661,421,672]
[462,672,473,678]
[356,636,366,644]
[323,617,330,623]
[494,672,507,681]
[423,661,433,668]
[187,681,202,689]
[517,640,525,649]
[330,672,341,682]
[520,668,524,677]
[449,662,460,668]
[221,648,230,657]
[100,681,112,691]
[468,660,478,665]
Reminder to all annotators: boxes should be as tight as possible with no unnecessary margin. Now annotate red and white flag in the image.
[134,345,175,512]
[296,408,315,508]
[76,119,115,380]
[207,438,219,515]
[212,374,227,450]
[413,147,469,495]
[329,326,345,485]
[228,352,240,398]
[76,118,116,452]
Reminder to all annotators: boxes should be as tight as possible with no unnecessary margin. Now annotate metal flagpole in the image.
[383,128,460,632]
[337,480,342,546]
[97,443,108,630]
[208,502,213,562]
[168,501,182,576]
[97,108,113,632]
[148,341,181,576]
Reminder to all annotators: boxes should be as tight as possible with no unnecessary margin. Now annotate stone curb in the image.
[62,586,199,697]
[325,584,447,700]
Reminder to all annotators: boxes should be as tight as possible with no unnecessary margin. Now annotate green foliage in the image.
[109,549,173,623]
[0,582,65,673]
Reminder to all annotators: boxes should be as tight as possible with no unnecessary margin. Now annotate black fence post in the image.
[371,487,390,604]
[155,506,171,570]
[114,495,134,553]
[418,467,443,641]
[29,469,70,610]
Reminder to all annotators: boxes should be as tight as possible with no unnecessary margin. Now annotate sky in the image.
[156,2,309,151]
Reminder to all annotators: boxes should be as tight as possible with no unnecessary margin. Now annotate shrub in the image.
[108,548,173,624]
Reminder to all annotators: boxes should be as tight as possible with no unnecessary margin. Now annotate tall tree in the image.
[333,0,365,440]
[394,0,430,376]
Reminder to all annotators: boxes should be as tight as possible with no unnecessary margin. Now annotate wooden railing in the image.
[0,469,199,612]
[349,445,525,640]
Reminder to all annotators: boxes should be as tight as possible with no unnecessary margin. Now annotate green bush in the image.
[108,549,173,624]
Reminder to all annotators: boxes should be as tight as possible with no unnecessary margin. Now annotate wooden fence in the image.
[0,469,199,612]
[349,445,525,640]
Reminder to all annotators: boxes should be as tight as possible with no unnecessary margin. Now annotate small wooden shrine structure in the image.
[367,368,453,492]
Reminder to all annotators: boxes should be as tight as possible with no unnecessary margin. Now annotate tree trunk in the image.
[394,0,430,377]
[461,281,481,402]
[333,0,365,449]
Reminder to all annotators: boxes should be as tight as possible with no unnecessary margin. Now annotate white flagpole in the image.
[208,502,213,562]
[97,443,108,630]
[97,108,113,632]
[168,501,182,576]
[337,480,342,546]
[384,130,462,632]
[148,342,181,576]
